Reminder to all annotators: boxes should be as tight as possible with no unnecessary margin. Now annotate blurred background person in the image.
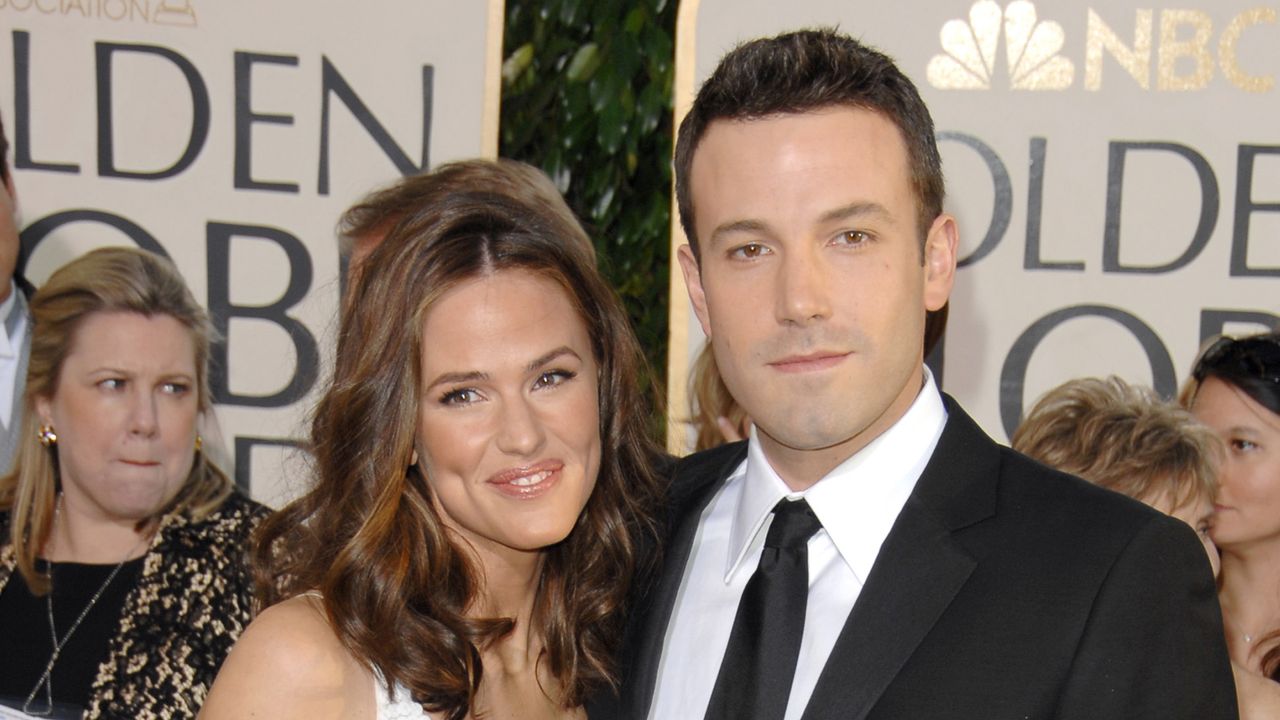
[1185,332,1280,720]
[337,160,577,299]
[202,159,663,719]
[0,111,34,475]
[1012,376,1220,574]
[0,247,268,718]
[688,343,750,452]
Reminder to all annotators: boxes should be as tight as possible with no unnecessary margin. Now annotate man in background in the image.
[0,112,33,474]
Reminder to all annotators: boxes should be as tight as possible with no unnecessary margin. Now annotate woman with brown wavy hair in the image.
[201,159,663,720]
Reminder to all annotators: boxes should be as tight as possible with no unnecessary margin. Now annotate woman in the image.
[1185,331,1280,720]
[1012,376,1220,573]
[0,247,269,718]
[202,159,664,719]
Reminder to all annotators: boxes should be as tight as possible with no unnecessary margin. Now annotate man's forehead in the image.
[688,108,915,225]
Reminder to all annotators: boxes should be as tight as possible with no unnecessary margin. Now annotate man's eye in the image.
[833,230,871,246]
[730,243,769,259]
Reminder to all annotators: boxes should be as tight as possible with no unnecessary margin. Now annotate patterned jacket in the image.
[0,491,270,719]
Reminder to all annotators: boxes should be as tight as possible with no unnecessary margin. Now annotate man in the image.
[609,30,1235,719]
[0,111,32,474]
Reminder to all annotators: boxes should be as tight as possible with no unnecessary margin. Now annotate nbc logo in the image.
[927,1,1276,92]
[928,0,1072,90]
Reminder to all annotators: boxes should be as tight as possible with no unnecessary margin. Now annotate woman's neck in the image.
[42,497,152,564]
[1219,541,1280,669]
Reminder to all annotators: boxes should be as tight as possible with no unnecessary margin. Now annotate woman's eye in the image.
[440,388,480,406]
[162,382,191,396]
[1230,438,1258,452]
[534,370,576,389]
[98,378,126,391]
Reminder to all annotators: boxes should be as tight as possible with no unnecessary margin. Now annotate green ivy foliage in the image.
[501,0,675,412]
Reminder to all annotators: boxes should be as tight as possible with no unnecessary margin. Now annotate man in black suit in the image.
[612,29,1235,720]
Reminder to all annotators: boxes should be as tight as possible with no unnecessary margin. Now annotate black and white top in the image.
[0,491,269,719]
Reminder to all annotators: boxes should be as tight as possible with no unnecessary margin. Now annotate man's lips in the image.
[487,460,564,499]
[767,351,851,373]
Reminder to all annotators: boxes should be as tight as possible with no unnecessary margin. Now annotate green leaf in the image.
[565,42,601,83]
[502,43,535,86]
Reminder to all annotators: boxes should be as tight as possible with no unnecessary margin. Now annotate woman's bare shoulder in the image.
[200,595,375,719]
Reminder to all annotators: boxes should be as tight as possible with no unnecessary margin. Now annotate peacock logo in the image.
[927,0,1075,90]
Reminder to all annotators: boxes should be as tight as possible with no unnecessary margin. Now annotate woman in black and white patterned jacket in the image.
[0,247,269,719]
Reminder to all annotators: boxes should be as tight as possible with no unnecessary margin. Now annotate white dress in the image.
[375,676,430,720]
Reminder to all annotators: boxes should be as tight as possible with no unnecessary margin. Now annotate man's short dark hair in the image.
[674,28,945,260]
[0,110,9,186]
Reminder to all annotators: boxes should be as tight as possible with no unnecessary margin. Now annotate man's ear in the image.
[922,214,958,312]
[677,244,713,338]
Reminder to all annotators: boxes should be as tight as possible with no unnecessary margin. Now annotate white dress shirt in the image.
[648,368,947,720]
[0,281,27,429]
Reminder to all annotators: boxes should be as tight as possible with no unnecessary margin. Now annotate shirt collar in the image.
[725,366,948,582]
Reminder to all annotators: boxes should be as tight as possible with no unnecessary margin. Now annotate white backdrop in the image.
[667,0,1279,450]
[1,0,504,505]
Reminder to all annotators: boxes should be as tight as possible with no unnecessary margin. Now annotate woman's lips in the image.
[487,460,564,499]
[768,351,851,373]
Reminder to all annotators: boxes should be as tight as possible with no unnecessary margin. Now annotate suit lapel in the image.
[801,399,999,720]
[622,443,747,720]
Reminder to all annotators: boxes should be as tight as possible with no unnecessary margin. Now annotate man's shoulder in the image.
[930,397,1174,556]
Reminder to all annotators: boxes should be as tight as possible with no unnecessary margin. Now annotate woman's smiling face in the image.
[415,270,601,559]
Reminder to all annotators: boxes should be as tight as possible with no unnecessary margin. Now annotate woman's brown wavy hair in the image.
[254,159,663,717]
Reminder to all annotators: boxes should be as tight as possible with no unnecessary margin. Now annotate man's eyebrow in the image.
[707,219,771,247]
[818,201,893,225]
[707,202,895,246]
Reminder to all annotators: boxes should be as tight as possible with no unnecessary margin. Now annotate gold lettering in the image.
[1219,7,1276,93]
[62,0,88,16]
[1158,9,1213,90]
[34,0,57,12]
[1085,8,1153,90]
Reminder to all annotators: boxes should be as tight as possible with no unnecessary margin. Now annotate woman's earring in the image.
[38,425,57,447]
[195,434,203,453]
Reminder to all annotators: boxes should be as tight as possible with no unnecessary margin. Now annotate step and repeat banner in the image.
[1,0,503,504]
[667,0,1279,449]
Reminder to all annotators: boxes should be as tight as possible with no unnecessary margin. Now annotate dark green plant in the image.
[501,0,675,414]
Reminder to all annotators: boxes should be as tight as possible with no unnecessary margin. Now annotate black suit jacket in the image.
[595,397,1236,719]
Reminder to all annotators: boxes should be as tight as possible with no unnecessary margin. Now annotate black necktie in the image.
[704,498,823,720]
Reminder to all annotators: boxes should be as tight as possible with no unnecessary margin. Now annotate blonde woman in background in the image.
[0,247,268,718]
[1012,376,1220,571]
